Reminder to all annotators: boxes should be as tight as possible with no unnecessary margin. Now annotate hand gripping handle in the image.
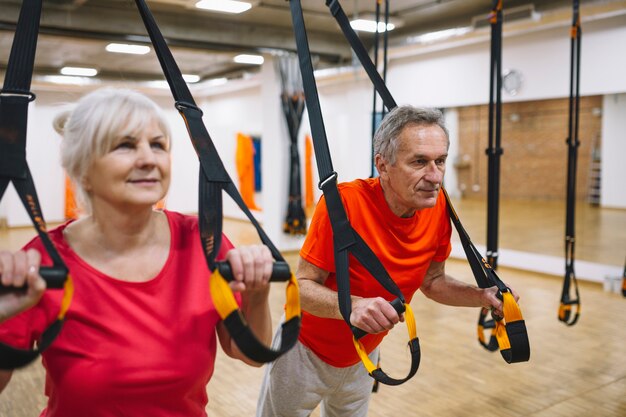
[0,266,67,294]
[351,297,405,340]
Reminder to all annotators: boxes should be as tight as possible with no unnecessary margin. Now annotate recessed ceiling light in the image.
[105,43,151,55]
[60,66,98,77]
[146,80,171,90]
[233,54,264,65]
[349,19,395,33]
[195,0,252,14]
[182,74,201,83]
[205,77,228,86]
[38,75,99,86]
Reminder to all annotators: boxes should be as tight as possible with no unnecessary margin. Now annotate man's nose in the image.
[424,161,443,183]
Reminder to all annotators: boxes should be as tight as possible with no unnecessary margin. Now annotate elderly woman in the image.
[0,88,273,416]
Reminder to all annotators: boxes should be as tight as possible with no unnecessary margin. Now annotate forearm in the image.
[299,279,344,320]
[240,288,272,346]
[421,273,487,308]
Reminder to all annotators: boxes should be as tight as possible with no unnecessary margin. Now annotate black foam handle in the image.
[351,297,406,340]
[0,266,67,294]
[216,261,291,282]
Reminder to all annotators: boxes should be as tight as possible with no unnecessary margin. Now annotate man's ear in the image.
[375,154,388,178]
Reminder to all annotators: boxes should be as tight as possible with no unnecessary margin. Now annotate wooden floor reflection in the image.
[1,206,625,416]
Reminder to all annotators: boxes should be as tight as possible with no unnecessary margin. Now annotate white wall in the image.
[3,10,625,233]
[601,94,626,208]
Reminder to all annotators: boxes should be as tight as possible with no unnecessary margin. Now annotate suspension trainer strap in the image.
[444,190,529,363]
[486,0,503,271]
[0,0,73,370]
[134,0,300,363]
[559,0,582,326]
[290,0,420,385]
[479,0,507,349]
[324,0,529,363]
[326,0,397,110]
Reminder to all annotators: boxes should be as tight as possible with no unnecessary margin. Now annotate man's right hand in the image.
[0,249,46,323]
[350,296,404,334]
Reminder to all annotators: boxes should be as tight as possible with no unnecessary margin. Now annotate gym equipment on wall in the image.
[277,54,308,236]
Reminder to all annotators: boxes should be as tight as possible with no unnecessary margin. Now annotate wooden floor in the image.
[1,200,625,416]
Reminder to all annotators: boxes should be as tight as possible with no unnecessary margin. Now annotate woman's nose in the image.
[136,142,157,166]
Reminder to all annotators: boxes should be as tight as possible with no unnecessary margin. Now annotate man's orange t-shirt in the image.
[299,177,452,367]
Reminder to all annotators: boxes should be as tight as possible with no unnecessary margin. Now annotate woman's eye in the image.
[114,142,133,150]
[151,142,166,150]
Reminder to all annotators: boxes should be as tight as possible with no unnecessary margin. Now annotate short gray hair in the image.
[373,105,449,164]
[53,88,171,213]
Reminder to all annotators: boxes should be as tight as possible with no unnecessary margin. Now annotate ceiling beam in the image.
[0,1,351,63]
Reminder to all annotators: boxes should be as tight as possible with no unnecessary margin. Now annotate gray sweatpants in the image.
[256,336,378,417]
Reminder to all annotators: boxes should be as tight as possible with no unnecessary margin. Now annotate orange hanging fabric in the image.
[64,175,79,220]
[236,132,260,210]
[304,134,314,210]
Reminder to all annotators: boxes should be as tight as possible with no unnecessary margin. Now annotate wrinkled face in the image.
[83,119,171,212]
[376,123,448,217]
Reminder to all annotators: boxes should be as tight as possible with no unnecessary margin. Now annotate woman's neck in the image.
[68,203,165,256]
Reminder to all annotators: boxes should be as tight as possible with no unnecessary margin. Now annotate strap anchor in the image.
[0,89,36,102]
[174,100,204,115]
[318,171,338,190]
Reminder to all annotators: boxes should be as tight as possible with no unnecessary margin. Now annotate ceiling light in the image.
[105,43,151,55]
[233,54,264,65]
[146,80,171,90]
[350,19,395,33]
[38,75,99,86]
[195,0,252,14]
[205,77,228,86]
[408,27,472,44]
[182,74,201,83]
[60,66,98,77]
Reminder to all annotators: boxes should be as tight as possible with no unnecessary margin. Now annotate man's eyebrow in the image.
[411,152,449,159]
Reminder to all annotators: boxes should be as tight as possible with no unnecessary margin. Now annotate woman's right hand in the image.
[0,249,46,323]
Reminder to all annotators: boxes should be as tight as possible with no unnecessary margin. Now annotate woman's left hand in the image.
[225,245,273,293]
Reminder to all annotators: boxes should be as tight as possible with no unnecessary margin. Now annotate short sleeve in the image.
[299,196,335,273]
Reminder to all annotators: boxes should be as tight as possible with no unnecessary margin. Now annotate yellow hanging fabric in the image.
[235,132,261,210]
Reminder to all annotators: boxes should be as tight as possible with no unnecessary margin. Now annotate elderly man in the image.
[257,105,508,417]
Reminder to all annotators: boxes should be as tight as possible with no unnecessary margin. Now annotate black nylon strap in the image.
[133,0,298,363]
[486,0,503,270]
[325,0,397,110]
[0,0,70,370]
[559,0,581,326]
